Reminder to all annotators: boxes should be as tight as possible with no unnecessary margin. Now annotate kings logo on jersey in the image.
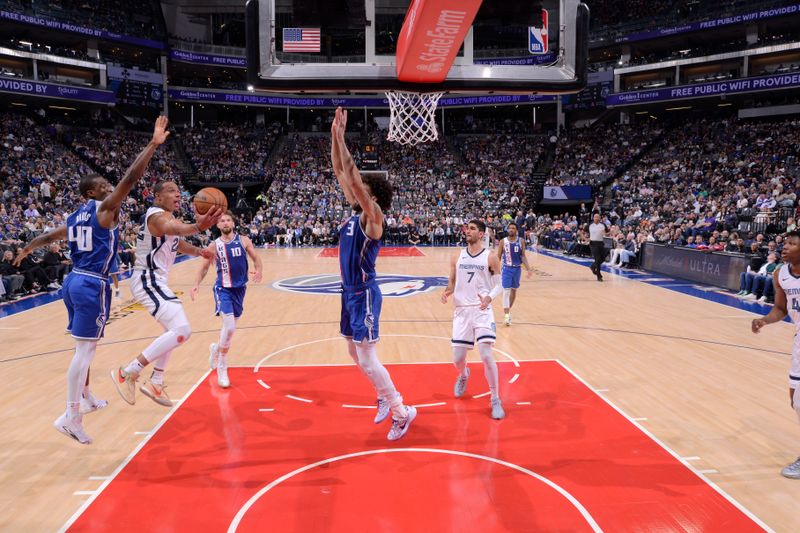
[273,274,448,298]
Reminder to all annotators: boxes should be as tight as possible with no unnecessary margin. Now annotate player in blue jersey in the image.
[191,211,262,388]
[331,107,416,441]
[14,116,171,444]
[495,222,532,326]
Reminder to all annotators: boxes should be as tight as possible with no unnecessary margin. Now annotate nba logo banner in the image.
[528,9,549,55]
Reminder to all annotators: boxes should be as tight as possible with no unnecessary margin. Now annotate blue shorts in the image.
[63,270,111,340]
[340,283,381,343]
[502,265,522,289]
[214,285,246,318]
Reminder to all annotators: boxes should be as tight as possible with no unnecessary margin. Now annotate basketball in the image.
[193,187,227,215]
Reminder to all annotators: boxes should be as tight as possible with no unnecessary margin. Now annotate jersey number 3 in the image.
[69,226,93,251]
[346,220,356,237]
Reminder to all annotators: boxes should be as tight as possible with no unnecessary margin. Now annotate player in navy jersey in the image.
[496,222,533,326]
[14,116,171,444]
[331,107,416,441]
[191,212,262,388]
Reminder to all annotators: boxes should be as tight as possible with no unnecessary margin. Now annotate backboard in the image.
[245,0,589,94]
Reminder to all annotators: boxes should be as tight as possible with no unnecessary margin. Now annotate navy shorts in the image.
[502,265,522,289]
[340,284,382,343]
[214,285,246,318]
[63,270,111,340]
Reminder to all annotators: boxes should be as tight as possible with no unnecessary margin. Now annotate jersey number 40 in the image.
[69,226,93,251]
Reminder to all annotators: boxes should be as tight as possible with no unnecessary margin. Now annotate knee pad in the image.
[160,305,192,343]
[477,342,495,362]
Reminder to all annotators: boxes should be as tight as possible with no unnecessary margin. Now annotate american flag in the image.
[282,28,321,52]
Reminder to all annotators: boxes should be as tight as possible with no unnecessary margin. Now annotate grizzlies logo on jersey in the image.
[273,274,448,298]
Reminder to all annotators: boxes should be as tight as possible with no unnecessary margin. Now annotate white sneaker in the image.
[504,313,511,326]
[387,406,417,441]
[781,457,800,479]
[139,380,173,407]
[54,412,92,444]
[111,367,138,405]
[209,343,220,370]
[491,398,506,420]
[757,296,768,303]
[217,362,230,388]
[374,398,390,424]
[79,395,109,415]
[742,293,757,300]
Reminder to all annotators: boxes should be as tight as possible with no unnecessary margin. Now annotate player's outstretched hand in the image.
[751,318,767,334]
[12,248,30,267]
[195,206,223,231]
[151,115,170,145]
[251,270,263,283]
[199,247,215,260]
[479,295,492,310]
[190,285,199,301]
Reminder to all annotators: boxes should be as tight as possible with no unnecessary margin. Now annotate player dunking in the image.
[190,212,263,388]
[496,222,532,326]
[442,219,506,419]
[331,107,416,440]
[14,116,171,444]
[752,229,800,479]
[111,181,221,407]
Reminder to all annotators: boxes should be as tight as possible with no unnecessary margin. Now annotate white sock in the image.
[67,341,96,418]
[478,342,499,401]
[453,345,469,376]
[150,368,165,386]
[355,342,406,418]
[125,359,145,375]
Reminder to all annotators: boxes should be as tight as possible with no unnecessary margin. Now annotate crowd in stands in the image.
[546,123,662,186]
[3,105,800,304]
[182,122,283,182]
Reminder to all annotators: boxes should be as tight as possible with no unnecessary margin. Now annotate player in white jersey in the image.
[111,181,222,407]
[752,230,800,479]
[441,219,505,419]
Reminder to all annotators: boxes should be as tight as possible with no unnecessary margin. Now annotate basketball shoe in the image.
[79,393,108,415]
[782,457,800,479]
[454,367,470,398]
[217,360,230,388]
[491,398,506,420]
[140,380,173,407]
[54,412,92,445]
[374,398,390,424]
[387,406,417,441]
[111,367,139,405]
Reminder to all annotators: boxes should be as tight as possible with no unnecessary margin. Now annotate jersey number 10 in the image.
[69,226,93,251]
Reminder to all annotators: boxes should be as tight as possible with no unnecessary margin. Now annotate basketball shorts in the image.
[63,270,111,340]
[214,285,246,318]
[502,265,522,289]
[791,334,800,389]
[451,305,496,348]
[131,269,181,320]
[340,284,382,343]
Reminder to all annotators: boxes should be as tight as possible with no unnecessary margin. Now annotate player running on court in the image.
[442,219,506,420]
[111,181,222,407]
[331,107,417,441]
[190,211,263,388]
[496,222,533,326]
[14,116,171,444]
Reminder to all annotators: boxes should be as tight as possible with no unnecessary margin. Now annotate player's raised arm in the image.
[177,239,214,259]
[148,207,223,238]
[752,270,788,333]
[333,107,383,226]
[190,243,216,301]
[242,235,263,283]
[330,111,356,205]
[14,225,68,266]
[97,116,170,229]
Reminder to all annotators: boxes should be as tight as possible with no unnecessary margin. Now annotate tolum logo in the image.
[273,274,448,298]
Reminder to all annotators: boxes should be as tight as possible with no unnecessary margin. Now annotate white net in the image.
[385,90,444,146]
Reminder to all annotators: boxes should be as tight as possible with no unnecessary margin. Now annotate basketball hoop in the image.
[385,90,444,146]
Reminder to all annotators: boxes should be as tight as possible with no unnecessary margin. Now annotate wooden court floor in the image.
[0,247,798,531]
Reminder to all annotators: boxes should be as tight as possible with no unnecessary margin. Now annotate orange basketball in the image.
[193,187,228,215]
